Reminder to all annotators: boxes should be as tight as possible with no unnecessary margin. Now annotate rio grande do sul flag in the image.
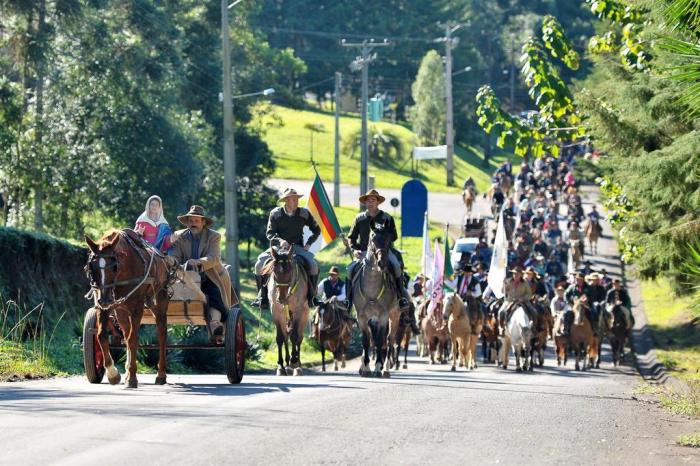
[305,172,342,252]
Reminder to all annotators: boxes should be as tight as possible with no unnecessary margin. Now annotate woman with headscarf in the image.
[134,195,172,253]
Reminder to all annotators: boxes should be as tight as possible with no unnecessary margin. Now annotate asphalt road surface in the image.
[1,187,699,465]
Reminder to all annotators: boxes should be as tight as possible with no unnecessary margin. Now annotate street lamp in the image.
[219,88,276,102]
[452,66,472,77]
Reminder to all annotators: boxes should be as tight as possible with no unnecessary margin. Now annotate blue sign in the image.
[400,179,428,237]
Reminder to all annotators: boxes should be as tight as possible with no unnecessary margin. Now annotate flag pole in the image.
[311,162,354,261]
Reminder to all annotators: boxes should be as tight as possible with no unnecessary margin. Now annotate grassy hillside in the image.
[252,104,518,193]
[641,279,700,382]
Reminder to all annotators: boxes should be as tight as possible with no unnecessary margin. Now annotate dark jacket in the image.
[584,283,607,304]
[348,210,397,252]
[565,282,586,304]
[266,207,320,248]
[606,287,632,309]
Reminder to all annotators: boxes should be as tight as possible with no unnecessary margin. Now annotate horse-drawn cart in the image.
[82,266,246,385]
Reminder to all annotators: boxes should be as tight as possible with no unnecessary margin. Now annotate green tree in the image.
[408,50,445,146]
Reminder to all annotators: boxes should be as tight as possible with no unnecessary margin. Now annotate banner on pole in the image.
[413,145,447,160]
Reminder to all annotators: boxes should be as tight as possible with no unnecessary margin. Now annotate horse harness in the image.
[352,259,391,308]
[86,230,174,310]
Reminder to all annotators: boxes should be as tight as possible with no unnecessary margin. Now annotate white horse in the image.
[500,306,533,372]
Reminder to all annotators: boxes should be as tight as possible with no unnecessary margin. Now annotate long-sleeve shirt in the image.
[266,207,320,248]
[347,210,397,252]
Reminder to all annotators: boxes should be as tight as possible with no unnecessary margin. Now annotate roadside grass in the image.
[0,299,81,381]
[641,279,700,382]
[252,103,518,193]
[660,386,700,417]
[678,433,700,448]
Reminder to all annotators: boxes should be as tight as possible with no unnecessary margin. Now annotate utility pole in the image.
[443,24,459,187]
[333,72,341,207]
[341,39,390,205]
[509,35,516,114]
[222,0,240,290]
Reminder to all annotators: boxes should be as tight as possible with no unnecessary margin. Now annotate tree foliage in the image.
[408,50,445,146]
[475,15,583,159]
[0,0,300,246]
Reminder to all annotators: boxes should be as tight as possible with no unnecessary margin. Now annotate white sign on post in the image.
[413,145,447,160]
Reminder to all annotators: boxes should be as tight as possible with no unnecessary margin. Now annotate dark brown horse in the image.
[317,298,355,372]
[85,229,172,388]
[608,304,628,366]
[481,298,502,364]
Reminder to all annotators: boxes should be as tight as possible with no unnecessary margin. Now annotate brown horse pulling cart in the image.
[82,230,246,386]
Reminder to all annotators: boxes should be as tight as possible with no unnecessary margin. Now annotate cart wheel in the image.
[225,306,246,384]
[83,307,105,384]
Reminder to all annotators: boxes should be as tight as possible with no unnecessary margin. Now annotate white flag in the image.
[427,239,444,315]
[421,212,433,278]
[488,207,508,299]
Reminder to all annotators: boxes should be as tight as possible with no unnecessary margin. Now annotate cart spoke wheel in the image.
[225,307,246,384]
[83,308,105,384]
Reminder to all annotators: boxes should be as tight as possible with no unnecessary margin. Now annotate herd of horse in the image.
[81,165,620,387]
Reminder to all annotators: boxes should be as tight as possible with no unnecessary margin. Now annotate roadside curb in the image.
[620,259,688,393]
[582,185,688,393]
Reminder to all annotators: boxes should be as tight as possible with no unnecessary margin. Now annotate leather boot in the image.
[345,277,354,311]
[251,274,269,310]
[396,276,410,312]
[308,274,320,307]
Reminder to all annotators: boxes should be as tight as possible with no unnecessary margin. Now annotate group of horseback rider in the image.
[249,187,419,333]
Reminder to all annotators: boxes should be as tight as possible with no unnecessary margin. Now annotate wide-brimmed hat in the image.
[359,189,386,204]
[511,266,524,274]
[177,205,213,227]
[278,188,304,203]
[329,266,340,275]
[586,272,603,281]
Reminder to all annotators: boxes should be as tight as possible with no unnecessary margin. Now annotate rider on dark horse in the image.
[252,188,322,310]
[345,189,419,333]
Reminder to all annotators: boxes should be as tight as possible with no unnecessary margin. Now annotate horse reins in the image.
[86,231,168,310]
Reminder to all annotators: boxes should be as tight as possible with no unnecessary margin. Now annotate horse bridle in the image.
[85,233,157,310]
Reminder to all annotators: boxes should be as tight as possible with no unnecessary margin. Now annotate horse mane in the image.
[98,229,122,248]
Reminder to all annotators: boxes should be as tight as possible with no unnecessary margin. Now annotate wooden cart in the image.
[82,267,246,384]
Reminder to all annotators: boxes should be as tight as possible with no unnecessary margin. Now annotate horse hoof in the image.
[293,368,303,376]
[516,367,522,373]
[341,362,346,368]
[108,373,121,385]
[154,376,167,385]
[276,367,287,376]
[402,364,407,369]
[126,379,138,389]
[285,367,294,376]
[429,360,434,365]
[529,366,534,372]
[381,371,390,378]
[322,367,326,372]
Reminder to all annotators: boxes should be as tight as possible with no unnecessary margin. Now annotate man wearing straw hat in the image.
[252,188,321,309]
[499,266,535,332]
[171,205,234,337]
[345,189,417,331]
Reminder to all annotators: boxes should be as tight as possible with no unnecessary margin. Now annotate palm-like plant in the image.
[656,0,700,119]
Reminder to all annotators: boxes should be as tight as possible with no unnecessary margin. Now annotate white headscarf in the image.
[135,195,169,227]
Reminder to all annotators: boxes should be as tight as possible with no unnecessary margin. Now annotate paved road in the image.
[268,178,491,227]
[1,187,698,465]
